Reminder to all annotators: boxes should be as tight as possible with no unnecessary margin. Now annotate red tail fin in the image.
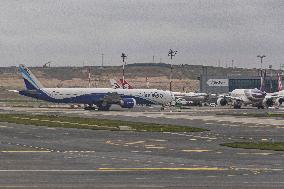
[119,79,133,89]
[278,73,283,91]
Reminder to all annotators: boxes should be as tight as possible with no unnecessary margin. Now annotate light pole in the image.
[168,49,177,91]
[101,53,104,68]
[121,53,127,89]
[257,55,266,71]
[269,65,273,92]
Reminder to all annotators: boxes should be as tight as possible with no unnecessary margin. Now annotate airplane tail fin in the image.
[110,79,122,89]
[119,79,133,89]
[260,70,266,92]
[19,64,44,90]
[278,73,283,92]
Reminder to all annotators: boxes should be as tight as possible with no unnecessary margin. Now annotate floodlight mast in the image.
[121,53,127,88]
[257,55,266,71]
[168,49,177,91]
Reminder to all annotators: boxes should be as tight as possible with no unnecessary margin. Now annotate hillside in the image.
[0,63,261,94]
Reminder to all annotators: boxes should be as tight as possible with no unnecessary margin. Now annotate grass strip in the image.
[0,114,207,132]
[221,142,284,151]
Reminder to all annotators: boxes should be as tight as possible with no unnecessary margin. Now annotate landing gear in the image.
[257,105,264,109]
[233,101,242,109]
[97,103,111,111]
[233,104,241,109]
[84,104,96,110]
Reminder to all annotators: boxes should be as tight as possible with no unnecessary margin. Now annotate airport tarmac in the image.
[0,106,284,188]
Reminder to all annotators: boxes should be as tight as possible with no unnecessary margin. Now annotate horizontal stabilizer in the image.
[8,89,19,93]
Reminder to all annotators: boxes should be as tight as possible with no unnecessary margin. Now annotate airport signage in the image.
[206,79,228,87]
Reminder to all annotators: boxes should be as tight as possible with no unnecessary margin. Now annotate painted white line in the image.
[182,149,211,152]
[0,151,51,153]
[125,141,145,145]
[145,146,165,149]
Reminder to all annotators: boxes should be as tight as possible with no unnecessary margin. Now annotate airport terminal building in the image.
[200,74,284,94]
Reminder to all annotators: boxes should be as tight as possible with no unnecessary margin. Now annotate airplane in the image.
[110,79,122,89]
[110,79,208,106]
[110,79,133,89]
[265,73,284,107]
[216,72,272,109]
[119,79,134,89]
[16,64,174,111]
[172,92,209,106]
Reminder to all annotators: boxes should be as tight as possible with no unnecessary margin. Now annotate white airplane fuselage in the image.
[20,87,174,106]
[18,64,174,110]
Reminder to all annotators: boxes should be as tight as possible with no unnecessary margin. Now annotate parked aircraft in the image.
[265,73,284,107]
[172,92,209,106]
[217,89,270,109]
[17,65,174,111]
[110,79,133,89]
[119,79,133,89]
[216,73,272,109]
[110,79,122,89]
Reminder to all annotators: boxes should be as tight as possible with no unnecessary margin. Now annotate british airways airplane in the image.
[17,64,174,111]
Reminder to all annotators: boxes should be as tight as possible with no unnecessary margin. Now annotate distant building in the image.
[200,75,283,94]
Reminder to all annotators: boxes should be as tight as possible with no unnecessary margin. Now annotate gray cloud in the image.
[0,0,283,69]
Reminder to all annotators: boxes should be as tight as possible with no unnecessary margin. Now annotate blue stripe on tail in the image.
[23,78,38,90]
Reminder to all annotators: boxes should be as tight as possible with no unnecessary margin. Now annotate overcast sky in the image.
[0,0,283,68]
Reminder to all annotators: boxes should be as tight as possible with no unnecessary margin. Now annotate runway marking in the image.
[0,167,281,172]
[235,167,283,171]
[173,176,184,179]
[152,139,167,142]
[0,186,40,188]
[145,146,165,149]
[145,144,155,147]
[0,167,227,172]
[125,141,145,145]
[135,177,146,180]
[0,151,51,153]
[237,152,273,156]
[97,167,227,171]
[182,149,211,152]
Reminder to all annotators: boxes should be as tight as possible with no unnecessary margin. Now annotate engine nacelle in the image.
[217,98,227,106]
[120,98,136,108]
[275,97,284,106]
[263,98,274,107]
